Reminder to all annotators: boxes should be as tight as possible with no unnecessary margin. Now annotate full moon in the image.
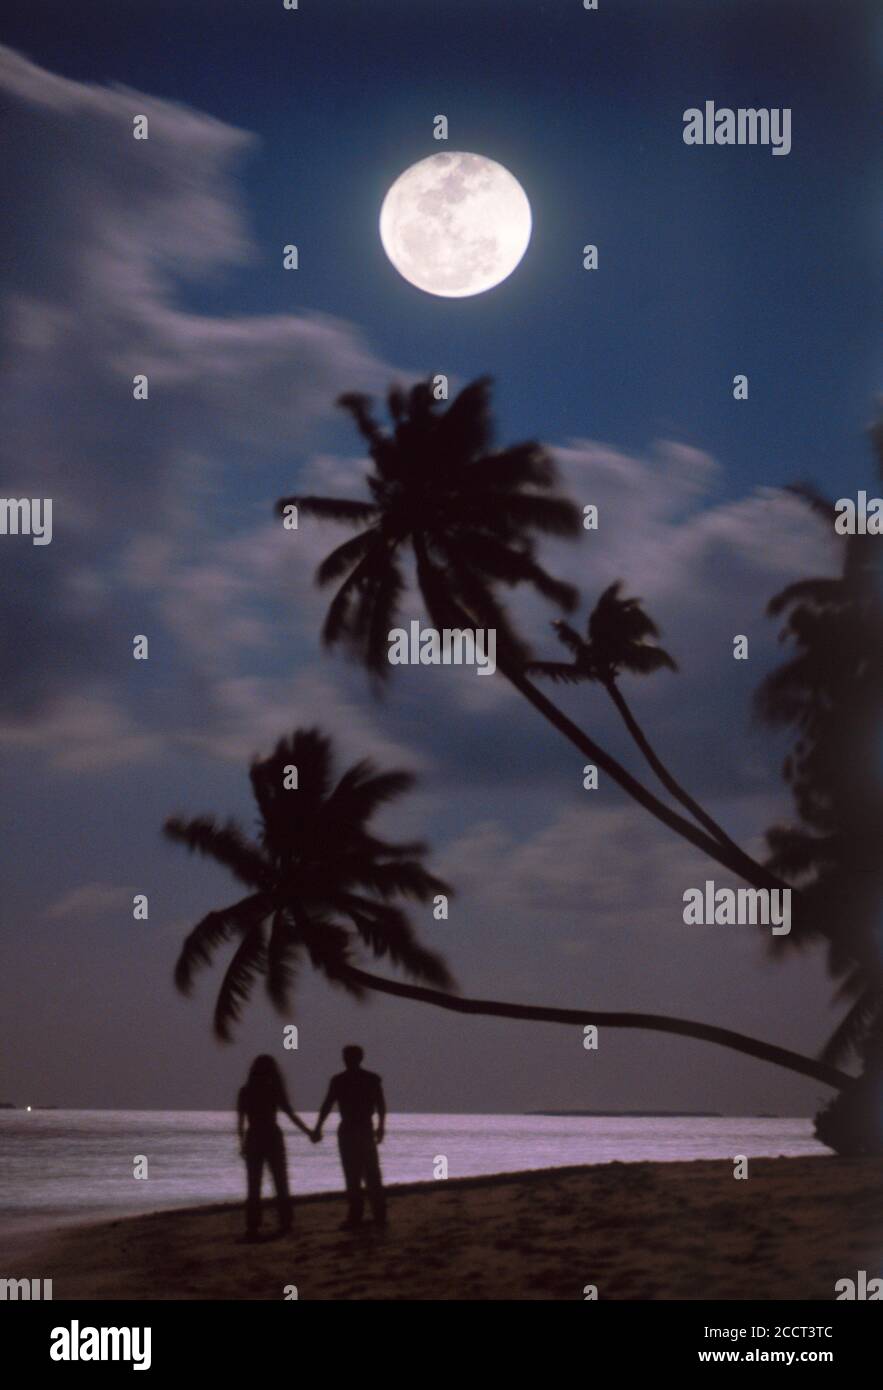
[379,152,532,298]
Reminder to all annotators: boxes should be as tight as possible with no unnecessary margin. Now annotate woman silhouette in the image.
[237,1055,312,1239]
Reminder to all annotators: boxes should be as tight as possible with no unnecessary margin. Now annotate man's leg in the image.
[363,1134,386,1225]
[268,1130,292,1231]
[245,1144,264,1235]
[337,1127,365,1226]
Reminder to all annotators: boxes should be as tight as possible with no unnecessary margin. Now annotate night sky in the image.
[0,0,878,1115]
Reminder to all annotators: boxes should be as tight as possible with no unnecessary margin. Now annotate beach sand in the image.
[11,1156,882,1301]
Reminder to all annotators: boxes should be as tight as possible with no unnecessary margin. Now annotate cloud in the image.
[0,690,162,771]
[544,437,836,638]
[0,46,390,735]
[176,668,429,772]
[437,797,776,928]
[45,882,133,919]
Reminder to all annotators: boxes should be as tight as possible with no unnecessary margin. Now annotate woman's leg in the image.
[245,1142,264,1235]
[268,1129,292,1231]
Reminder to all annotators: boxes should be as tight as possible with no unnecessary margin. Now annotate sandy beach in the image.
[10,1155,882,1301]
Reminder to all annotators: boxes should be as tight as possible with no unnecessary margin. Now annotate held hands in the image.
[310,1127,322,1145]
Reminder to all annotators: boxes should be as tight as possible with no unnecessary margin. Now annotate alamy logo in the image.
[388,621,496,675]
[683,881,791,935]
[835,1271,882,1300]
[50,1321,152,1371]
[834,491,883,535]
[0,498,53,545]
[683,102,791,156]
[0,1277,52,1300]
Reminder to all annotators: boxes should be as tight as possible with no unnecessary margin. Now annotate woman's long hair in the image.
[242,1054,290,1109]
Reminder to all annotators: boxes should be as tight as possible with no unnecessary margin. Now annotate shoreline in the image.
[8,1154,882,1301]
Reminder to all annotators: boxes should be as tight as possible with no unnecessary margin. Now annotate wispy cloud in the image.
[0,46,392,758]
[46,881,134,919]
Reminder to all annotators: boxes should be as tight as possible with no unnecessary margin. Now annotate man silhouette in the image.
[313,1045,386,1229]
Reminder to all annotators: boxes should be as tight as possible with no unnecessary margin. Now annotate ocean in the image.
[0,1110,827,1238]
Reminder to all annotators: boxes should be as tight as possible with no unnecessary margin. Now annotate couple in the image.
[237,1045,386,1240]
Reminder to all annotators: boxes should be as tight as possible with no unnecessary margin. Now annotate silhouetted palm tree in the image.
[284,377,580,674]
[165,728,453,1039]
[278,377,787,895]
[166,730,847,1091]
[527,583,739,851]
[755,423,883,1153]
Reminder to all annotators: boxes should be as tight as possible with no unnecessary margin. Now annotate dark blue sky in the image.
[5,0,878,490]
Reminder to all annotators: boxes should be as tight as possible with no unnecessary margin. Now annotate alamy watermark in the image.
[835,1271,882,1299]
[0,498,52,544]
[683,880,791,935]
[834,491,882,534]
[0,1277,52,1300]
[50,1321,151,1370]
[683,102,791,156]
[388,621,496,675]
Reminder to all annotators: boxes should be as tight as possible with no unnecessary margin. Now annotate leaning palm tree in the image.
[277,377,786,895]
[166,728,848,1091]
[527,583,740,852]
[165,727,454,1040]
[756,453,883,1152]
[757,482,883,1052]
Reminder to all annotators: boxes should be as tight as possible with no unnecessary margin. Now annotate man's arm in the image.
[374,1078,386,1144]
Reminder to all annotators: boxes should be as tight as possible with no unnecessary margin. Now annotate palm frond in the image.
[820,988,880,1067]
[475,442,558,491]
[339,894,455,989]
[163,816,267,888]
[480,490,582,538]
[325,762,416,825]
[265,910,299,1013]
[213,927,268,1042]
[174,894,267,996]
[336,393,384,448]
[436,376,494,461]
[316,527,382,587]
[524,660,589,685]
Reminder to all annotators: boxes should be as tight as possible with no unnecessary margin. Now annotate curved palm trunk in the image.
[603,678,744,855]
[500,657,791,895]
[339,964,849,1090]
[411,537,790,897]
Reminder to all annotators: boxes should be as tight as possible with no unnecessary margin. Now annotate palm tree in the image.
[758,485,883,1059]
[527,583,740,852]
[284,377,580,676]
[165,727,454,1040]
[756,447,883,1151]
[166,728,848,1091]
[277,377,788,896]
